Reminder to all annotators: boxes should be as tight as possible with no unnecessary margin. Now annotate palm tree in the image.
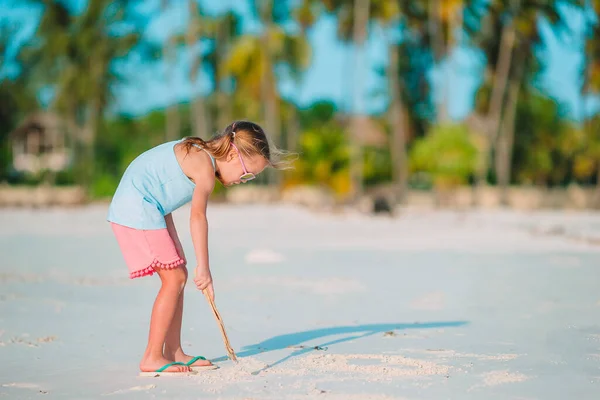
[489,0,521,205]
[287,0,321,152]
[0,23,38,178]
[213,11,240,131]
[349,0,370,201]
[225,1,312,182]
[494,60,523,204]
[173,7,240,134]
[424,0,443,122]
[495,0,580,204]
[255,0,281,186]
[462,0,517,200]
[390,0,466,125]
[320,0,394,201]
[186,0,208,139]
[377,2,418,203]
[469,3,518,200]
[20,0,144,186]
[162,0,181,141]
[387,28,409,203]
[466,0,575,204]
[581,0,600,205]
[325,0,450,202]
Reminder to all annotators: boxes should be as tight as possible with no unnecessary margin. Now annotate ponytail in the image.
[181,120,296,170]
[181,133,234,160]
[181,136,208,153]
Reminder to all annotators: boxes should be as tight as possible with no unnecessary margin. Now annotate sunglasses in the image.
[230,143,255,183]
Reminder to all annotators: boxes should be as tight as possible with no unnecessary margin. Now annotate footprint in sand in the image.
[410,291,445,311]
[468,370,529,391]
[244,249,285,264]
[481,370,529,386]
[103,384,156,396]
[6,335,57,347]
[2,383,40,389]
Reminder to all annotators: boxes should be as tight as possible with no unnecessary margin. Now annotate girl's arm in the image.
[185,153,217,300]
[165,213,186,263]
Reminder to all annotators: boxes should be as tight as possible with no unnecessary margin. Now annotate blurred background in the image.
[0,0,599,210]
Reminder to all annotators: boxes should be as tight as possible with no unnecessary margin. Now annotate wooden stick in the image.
[203,291,238,362]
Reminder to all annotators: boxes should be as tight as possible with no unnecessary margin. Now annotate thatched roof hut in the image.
[9,112,72,174]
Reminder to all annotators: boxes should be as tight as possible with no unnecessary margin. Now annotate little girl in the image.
[107,120,285,376]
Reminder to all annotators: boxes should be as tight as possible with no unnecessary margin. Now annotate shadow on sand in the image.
[211,320,468,374]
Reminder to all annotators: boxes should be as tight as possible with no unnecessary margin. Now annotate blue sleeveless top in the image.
[107,139,215,230]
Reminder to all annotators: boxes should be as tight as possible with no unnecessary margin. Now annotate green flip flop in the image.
[138,361,198,377]
[185,356,219,371]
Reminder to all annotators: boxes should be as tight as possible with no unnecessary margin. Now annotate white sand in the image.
[1,204,600,399]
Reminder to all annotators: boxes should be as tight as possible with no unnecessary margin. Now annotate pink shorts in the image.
[110,223,186,279]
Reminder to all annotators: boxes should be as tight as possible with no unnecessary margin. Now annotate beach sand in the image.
[1,204,599,399]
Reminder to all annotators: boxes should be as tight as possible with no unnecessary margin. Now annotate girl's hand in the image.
[194,267,214,301]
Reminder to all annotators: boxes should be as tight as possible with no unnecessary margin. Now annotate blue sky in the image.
[1,0,599,121]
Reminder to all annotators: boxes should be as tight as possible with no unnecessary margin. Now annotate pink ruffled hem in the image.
[130,258,186,279]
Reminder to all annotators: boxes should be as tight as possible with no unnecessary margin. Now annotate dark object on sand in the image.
[373,195,393,214]
[287,345,328,351]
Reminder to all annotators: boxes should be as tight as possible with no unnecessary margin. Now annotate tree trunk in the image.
[428,0,444,62]
[260,0,280,186]
[475,9,516,203]
[163,0,180,141]
[388,41,408,203]
[78,54,103,190]
[472,140,490,206]
[580,26,600,208]
[594,163,600,209]
[473,114,492,200]
[66,101,84,186]
[187,0,207,139]
[581,37,589,127]
[349,0,370,202]
[77,99,100,189]
[262,70,278,150]
[263,68,279,186]
[287,107,300,152]
[217,13,232,131]
[487,18,515,143]
[429,0,448,123]
[495,76,521,206]
[287,24,307,154]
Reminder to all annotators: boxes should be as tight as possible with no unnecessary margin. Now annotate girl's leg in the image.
[163,267,186,356]
[163,267,213,367]
[139,266,192,373]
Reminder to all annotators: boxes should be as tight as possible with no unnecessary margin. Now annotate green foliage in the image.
[299,100,337,128]
[0,77,37,181]
[91,108,175,198]
[572,116,600,182]
[286,122,351,194]
[511,93,573,186]
[363,147,392,186]
[409,124,478,188]
[91,172,119,198]
[54,169,77,186]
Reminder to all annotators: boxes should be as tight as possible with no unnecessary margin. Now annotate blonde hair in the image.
[182,120,294,169]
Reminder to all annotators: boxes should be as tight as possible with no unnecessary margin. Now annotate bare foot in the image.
[168,349,214,367]
[139,356,192,373]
